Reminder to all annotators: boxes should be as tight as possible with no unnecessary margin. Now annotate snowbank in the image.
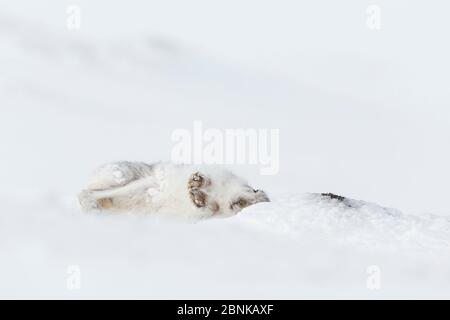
[1,193,449,299]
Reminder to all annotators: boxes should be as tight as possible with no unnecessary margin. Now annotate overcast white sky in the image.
[2,0,449,71]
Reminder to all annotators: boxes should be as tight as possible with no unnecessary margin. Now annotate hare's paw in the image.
[188,171,211,189]
[187,172,211,208]
[78,190,100,211]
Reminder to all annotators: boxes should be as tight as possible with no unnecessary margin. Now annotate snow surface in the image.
[1,193,450,299]
[1,2,450,298]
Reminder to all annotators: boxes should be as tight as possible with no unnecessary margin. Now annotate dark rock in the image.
[321,193,347,202]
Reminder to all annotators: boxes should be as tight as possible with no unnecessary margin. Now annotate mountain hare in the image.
[78,162,269,219]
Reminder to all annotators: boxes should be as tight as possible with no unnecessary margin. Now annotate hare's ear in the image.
[255,190,270,203]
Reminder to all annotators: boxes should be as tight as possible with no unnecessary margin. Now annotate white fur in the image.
[78,162,269,219]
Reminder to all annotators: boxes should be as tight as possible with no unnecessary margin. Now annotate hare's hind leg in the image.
[86,161,153,190]
[79,161,153,211]
[79,176,157,212]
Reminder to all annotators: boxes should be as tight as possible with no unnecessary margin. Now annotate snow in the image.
[1,193,450,299]
[1,2,450,299]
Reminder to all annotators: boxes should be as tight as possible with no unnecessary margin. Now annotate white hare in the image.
[78,161,269,219]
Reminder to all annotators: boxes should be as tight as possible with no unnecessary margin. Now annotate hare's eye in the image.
[238,199,248,207]
[231,198,248,209]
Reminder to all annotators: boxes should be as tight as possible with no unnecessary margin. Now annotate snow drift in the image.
[1,192,450,299]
